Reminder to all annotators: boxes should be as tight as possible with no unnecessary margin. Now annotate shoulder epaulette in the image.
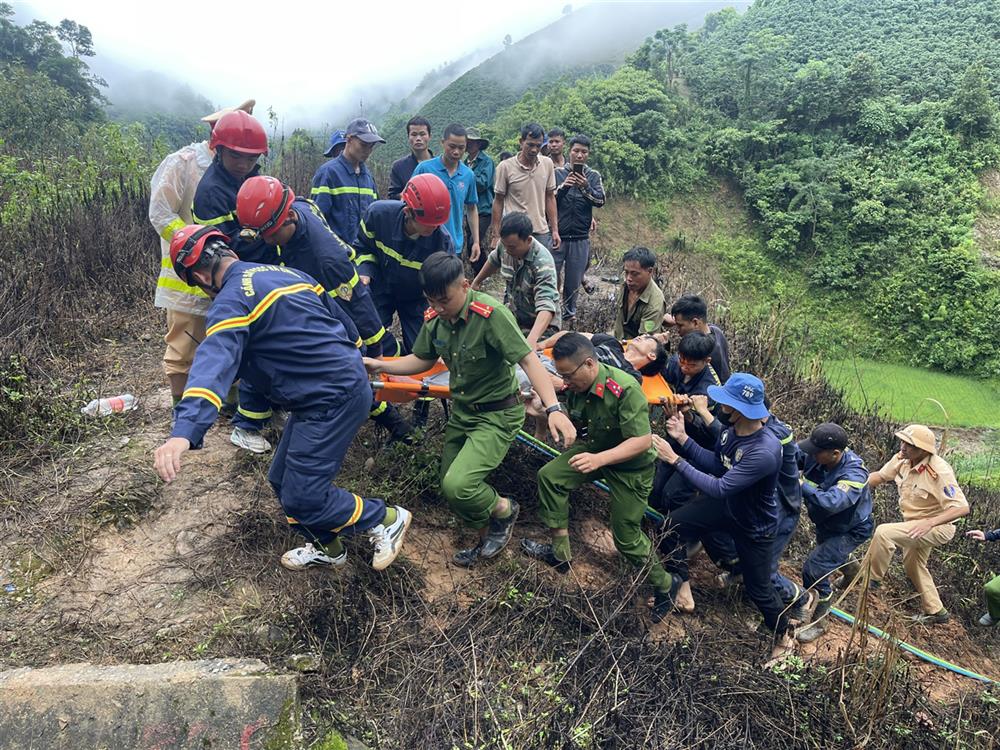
[424,307,438,322]
[469,300,494,318]
[924,464,939,480]
[606,377,623,398]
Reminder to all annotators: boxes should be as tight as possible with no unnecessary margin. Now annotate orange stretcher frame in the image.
[372,352,679,405]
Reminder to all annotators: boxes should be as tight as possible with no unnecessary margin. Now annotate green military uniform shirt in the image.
[613,279,665,339]
[487,237,561,330]
[565,362,655,471]
[412,290,532,410]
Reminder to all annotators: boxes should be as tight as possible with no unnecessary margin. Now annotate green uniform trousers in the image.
[537,444,672,592]
[441,403,525,528]
[985,573,1000,621]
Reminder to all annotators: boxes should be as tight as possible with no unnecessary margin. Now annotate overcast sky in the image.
[15,0,591,124]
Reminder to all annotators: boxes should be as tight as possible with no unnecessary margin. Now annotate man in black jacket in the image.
[554,135,605,323]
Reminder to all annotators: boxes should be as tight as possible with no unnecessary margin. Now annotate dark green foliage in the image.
[645,0,1000,374]
[0,3,106,149]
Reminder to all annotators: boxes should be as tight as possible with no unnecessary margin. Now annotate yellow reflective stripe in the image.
[206,282,320,336]
[237,406,273,420]
[370,401,388,417]
[182,387,222,410]
[355,337,363,349]
[355,253,377,266]
[332,494,365,533]
[780,434,794,445]
[193,209,235,226]
[838,480,867,489]
[803,478,819,488]
[159,217,187,242]
[363,327,386,345]
[311,186,377,198]
[360,220,375,239]
[377,240,422,270]
[157,276,210,297]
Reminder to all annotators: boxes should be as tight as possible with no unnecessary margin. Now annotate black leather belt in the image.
[471,394,520,413]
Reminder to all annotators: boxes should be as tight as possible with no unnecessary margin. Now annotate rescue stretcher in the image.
[371,350,679,405]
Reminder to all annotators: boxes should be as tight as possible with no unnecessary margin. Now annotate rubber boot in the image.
[796,596,832,643]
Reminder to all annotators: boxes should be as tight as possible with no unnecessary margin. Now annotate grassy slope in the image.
[824,358,1000,428]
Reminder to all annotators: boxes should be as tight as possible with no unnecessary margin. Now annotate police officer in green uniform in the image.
[364,252,576,566]
[521,333,680,621]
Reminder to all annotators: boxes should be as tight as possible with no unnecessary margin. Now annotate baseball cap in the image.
[323,129,347,157]
[706,373,769,421]
[345,118,386,144]
[799,423,849,454]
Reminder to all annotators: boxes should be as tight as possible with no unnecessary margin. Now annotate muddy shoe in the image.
[909,609,949,625]
[453,544,483,568]
[796,596,833,643]
[520,539,571,573]
[651,575,683,623]
[786,589,814,624]
[581,276,597,294]
[978,612,997,627]
[716,570,742,590]
[479,500,520,559]
[281,543,346,571]
[368,506,412,571]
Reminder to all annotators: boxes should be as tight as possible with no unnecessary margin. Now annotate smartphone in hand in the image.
[572,163,584,174]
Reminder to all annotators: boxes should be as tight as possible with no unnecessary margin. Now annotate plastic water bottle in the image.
[81,394,138,417]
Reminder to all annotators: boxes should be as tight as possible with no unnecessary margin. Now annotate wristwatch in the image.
[544,403,564,416]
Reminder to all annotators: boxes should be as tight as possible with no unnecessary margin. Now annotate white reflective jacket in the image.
[149,141,214,314]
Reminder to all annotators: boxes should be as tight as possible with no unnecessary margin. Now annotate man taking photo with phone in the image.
[555,134,605,324]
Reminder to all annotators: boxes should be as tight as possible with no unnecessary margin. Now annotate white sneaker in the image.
[231,427,272,453]
[368,506,412,570]
[280,543,346,571]
[977,612,996,627]
[716,571,743,589]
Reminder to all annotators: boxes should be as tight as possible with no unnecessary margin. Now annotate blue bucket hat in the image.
[323,129,347,157]
[707,373,769,420]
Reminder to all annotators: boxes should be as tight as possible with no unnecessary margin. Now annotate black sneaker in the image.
[651,575,682,623]
[453,543,482,568]
[479,500,520,559]
[520,539,571,574]
[374,404,414,445]
[786,589,814,624]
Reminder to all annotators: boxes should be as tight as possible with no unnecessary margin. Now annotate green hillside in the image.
[480,0,1000,377]
[376,0,749,159]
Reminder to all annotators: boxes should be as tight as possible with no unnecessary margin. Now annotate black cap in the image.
[798,423,849,454]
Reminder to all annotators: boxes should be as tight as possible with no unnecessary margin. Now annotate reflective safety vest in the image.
[149,141,213,314]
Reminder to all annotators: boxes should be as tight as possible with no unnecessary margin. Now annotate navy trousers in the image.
[372,287,426,357]
[268,387,386,545]
[803,520,874,598]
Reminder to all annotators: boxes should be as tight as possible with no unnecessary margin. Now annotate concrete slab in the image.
[0,658,300,750]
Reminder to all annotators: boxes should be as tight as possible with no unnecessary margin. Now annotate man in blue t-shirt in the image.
[412,123,479,261]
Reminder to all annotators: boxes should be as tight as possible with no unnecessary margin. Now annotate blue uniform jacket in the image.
[354,200,454,302]
[664,358,720,448]
[172,262,367,449]
[192,161,271,263]
[278,198,385,356]
[764,415,803,516]
[801,449,873,536]
[675,426,782,539]
[310,155,378,245]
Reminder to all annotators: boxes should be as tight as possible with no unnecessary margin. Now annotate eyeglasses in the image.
[556,359,588,380]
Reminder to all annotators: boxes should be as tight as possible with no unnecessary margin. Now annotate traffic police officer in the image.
[364,252,575,566]
[153,226,412,572]
[521,333,680,622]
[865,424,969,624]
